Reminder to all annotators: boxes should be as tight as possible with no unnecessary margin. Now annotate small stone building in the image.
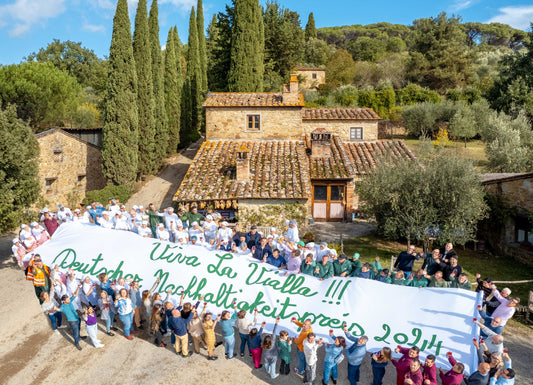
[294,66,326,90]
[35,128,106,210]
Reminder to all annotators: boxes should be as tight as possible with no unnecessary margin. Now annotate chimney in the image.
[310,129,332,158]
[282,74,300,104]
[236,143,250,180]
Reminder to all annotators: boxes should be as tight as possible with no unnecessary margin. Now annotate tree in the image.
[196,0,208,93]
[149,0,169,161]
[228,0,264,91]
[207,6,234,91]
[449,102,477,147]
[325,49,356,86]
[304,12,316,41]
[133,0,156,176]
[0,62,82,129]
[102,0,139,187]
[164,27,182,154]
[358,151,487,246]
[348,36,386,62]
[303,38,333,67]
[0,105,40,232]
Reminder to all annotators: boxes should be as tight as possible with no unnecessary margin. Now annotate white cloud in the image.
[450,0,472,12]
[96,0,115,10]
[83,23,105,32]
[0,0,66,37]
[160,0,196,12]
[487,6,533,30]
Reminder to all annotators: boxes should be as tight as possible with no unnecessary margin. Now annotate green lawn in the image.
[342,232,533,319]
[403,138,489,171]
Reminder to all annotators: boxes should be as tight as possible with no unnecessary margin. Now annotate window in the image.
[246,114,261,131]
[350,127,363,140]
[77,174,86,189]
[515,215,532,244]
[45,178,57,195]
[314,185,327,201]
[53,149,63,162]
[312,73,317,79]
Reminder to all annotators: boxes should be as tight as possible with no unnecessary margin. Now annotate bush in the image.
[83,185,132,206]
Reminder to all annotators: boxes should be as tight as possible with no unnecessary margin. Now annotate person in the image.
[286,249,303,275]
[246,225,261,249]
[422,354,438,385]
[60,286,87,350]
[391,270,408,286]
[202,215,217,243]
[40,291,65,335]
[83,306,104,348]
[168,308,194,357]
[394,245,420,279]
[322,331,346,385]
[283,217,300,243]
[186,205,205,225]
[236,308,257,357]
[220,309,237,359]
[375,269,392,284]
[293,318,313,377]
[98,290,115,336]
[333,254,353,277]
[343,329,368,385]
[440,255,462,281]
[392,345,420,385]
[147,203,162,237]
[489,353,514,385]
[115,288,135,340]
[490,286,520,327]
[26,255,52,303]
[150,303,166,347]
[156,223,171,242]
[56,204,73,222]
[450,273,471,290]
[464,362,490,385]
[350,253,362,276]
[476,276,494,301]
[203,312,219,360]
[98,211,114,229]
[11,238,26,268]
[371,347,392,385]
[441,243,458,262]
[301,254,317,276]
[405,358,424,385]
[129,281,143,330]
[439,352,464,385]
[188,303,207,353]
[266,249,287,268]
[249,322,266,369]
[421,249,441,275]
[278,329,292,375]
[316,242,330,263]
[357,263,376,279]
[42,211,60,236]
[31,221,50,245]
[253,237,272,261]
[475,307,504,337]
[408,269,429,287]
[216,221,233,245]
[315,254,334,280]
[81,276,98,309]
[263,318,280,379]
[485,288,512,315]
[425,271,450,288]
[303,332,323,385]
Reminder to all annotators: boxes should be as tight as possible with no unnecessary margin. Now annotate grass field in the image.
[341,232,533,322]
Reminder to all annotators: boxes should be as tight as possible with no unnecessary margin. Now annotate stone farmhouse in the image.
[35,128,106,210]
[294,66,326,90]
[174,75,415,222]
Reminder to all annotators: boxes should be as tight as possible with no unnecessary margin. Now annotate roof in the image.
[305,135,355,179]
[174,140,311,201]
[35,128,101,149]
[63,127,102,131]
[343,140,416,176]
[302,108,380,120]
[294,66,325,71]
[203,92,305,108]
[480,173,533,185]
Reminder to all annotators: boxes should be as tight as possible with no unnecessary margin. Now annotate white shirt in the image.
[285,222,300,243]
[57,208,73,222]
[138,226,153,237]
[173,229,189,242]
[31,225,49,239]
[316,247,330,263]
[108,204,120,214]
[216,227,233,243]
[157,228,170,241]
[99,217,114,229]
[161,212,180,230]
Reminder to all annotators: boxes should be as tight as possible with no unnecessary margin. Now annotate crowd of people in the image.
[15,201,519,384]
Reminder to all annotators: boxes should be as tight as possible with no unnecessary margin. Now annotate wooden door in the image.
[312,184,345,221]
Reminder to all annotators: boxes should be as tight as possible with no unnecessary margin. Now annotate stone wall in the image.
[36,129,107,210]
[238,199,310,233]
[302,120,378,141]
[296,69,326,90]
[206,107,304,140]
[484,177,533,212]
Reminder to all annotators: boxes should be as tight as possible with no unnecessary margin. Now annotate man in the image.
[441,243,458,262]
[177,207,188,227]
[98,211,114,229]
[26,255,52,303]
[476,308,504,337]
[216,221,233,245]
[253,237,273,261]
[407,269,429,287]
[113,212,130,231]
[56,204,73,222]
[356,263,375,279]
[147,203,162,238]
[134,221,153,237]
[202,215,217,243]
[42,211,60,236]
[489,353,514,385]
[315,254,334,280]
[246,225,261,249]
[375,268,392,284]
[391,270,408,286]
[450,273,471,290]
[483,332,504,354]
[491,286,520,327]
[300,254,316,276]
[440,255,462,281]
[60,286,87,350]
[343,329,368,385]
[160,207,180,234]
[168,308,195,357]
[186,206,205,226]
[438,352,464,385]
[156,223,171,242]
[464,363,490,385]
[292,318,313,377]
[425,271,450,288]
[350,253,362,277]
[232,222,245,246]
[485,288,511,315]
[108,199,120,214]
[421,249,441,275]
[333,254,353,277]
[404,358,423,385]
[394,245,420,279]
[266,249,286,269]
[88,201,105,225]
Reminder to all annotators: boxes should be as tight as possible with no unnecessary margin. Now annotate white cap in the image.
[221,221,228,226]
[74,208,81,213]
[21,224,27,229]
[30,222,38,227]
[206,215,213,220]
[329,249,338,256]
[121,205,126,208]
[142,221,148,225]
[102,211,109,215]
[12,238,20,244]
[267,235,274,239]
[58,204,64,208]
[306,242,315,248]
[139,205,144,209]
[191,221,198,226]
[321,242,328,247]
[159,223,165,228]
[270,227,276,232]
[132,205,138,210]
[42,207,50,213]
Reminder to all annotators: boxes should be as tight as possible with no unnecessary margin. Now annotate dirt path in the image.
[126,139,203,210]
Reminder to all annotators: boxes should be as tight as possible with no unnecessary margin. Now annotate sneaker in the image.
[294,368,304,378]
[331,377,337,385]
[107,331,115,336]
[111,326,119,331]
[240,353,244,357]
[272,374,279,379]
[95,344,105,348]
[54,330,61,335]
[57,325,68,329]
[75,344,82,351]
[256,364,263,369]
[125,335,134,340]
[208,356,218,360]
[80,336,88,340]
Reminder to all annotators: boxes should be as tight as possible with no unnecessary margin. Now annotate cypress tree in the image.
[228,0,264,91]
[102,0,138,187]
[164,28,181,154]
[305,12,317,40]
[172,26,184,82]
[133,0,156,176]
[148,0,169,159]
[197,0,208,93]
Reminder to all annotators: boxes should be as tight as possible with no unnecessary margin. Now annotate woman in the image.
[83,306,104,348]
[371,347,392,385]
[236,308,258,357]
[11,238,26,268]
[323,332,347,385]
[203,312,219,360]
[40,291,64,334]
[115,288,135,340]
[150,303,166,347]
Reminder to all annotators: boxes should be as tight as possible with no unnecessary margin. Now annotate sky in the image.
[0,0,532,64]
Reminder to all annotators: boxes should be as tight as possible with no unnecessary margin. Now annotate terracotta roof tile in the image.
[294,66,325,71]
[175,140,311,201]
[343,140,416,175]
[203,92,305,107]
[306,135,355,179]
[302,108,380,120]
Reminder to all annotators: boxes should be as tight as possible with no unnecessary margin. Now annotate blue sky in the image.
[0,0,532,64]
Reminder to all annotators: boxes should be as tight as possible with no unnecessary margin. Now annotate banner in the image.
[34,223,481,373]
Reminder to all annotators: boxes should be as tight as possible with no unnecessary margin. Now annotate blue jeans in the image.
[239,333,251,354]
[323,361,338,383]
[47,311,62,330]
[119,312,133,336]
[105,311,115,332]
[69,320,81,345]
[403,270,412,279]
[265,361,277,378]
[224,335,235,358]
[297,349,306,375]
[348,363,361,385]
[372,365,386,385]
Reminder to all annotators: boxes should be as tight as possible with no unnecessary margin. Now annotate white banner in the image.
[34,223,481,373]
